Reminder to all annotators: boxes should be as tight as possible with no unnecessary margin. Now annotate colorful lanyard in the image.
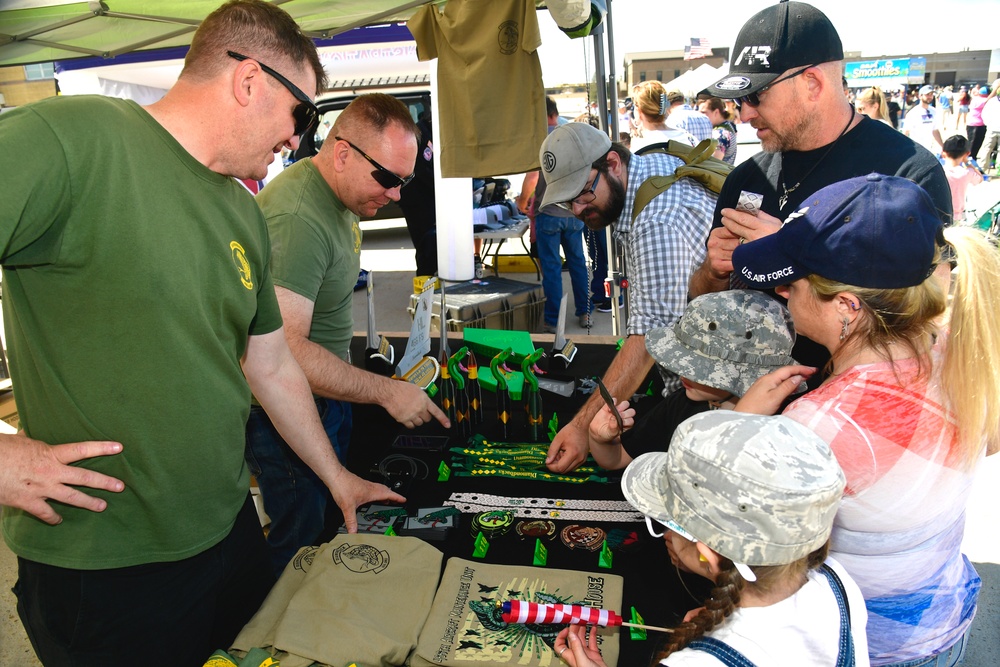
[450,437,608,484]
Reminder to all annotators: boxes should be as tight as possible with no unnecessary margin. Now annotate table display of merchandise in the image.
[233,334,707,667]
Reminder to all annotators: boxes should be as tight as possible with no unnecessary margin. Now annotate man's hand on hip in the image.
[0,435,125,525]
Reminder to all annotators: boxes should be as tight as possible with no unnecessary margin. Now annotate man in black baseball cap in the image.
[708,1,843,102]
[688,0,952,385]
[693,1,951,270]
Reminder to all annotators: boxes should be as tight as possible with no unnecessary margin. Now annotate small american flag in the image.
[683,37,713,60]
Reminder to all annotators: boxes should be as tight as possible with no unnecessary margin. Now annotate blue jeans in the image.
[878,627,971,667]
[535,213,589,324]
[245,397,352,575]
[585,227,609,304]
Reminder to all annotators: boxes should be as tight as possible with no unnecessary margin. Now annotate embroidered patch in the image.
[716,76,753,92]
[560,525,606,551]
[541,151,556,173]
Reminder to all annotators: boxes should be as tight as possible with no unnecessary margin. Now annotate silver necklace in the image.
[778,110,856,210]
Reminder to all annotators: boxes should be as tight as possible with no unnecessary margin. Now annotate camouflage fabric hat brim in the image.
[620,450,675,527]
[645,326,795,397]
[622,411,845,566]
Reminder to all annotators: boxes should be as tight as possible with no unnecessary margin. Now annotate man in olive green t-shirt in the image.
[248,93,449,574]
[0,2,402,664]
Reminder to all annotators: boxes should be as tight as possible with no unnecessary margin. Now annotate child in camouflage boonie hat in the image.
[586,291,797,470]
[646,290,797,398]
[554,410,865,666]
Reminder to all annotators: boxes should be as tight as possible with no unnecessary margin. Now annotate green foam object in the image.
[463,328,536,360]
[463,328,535,400]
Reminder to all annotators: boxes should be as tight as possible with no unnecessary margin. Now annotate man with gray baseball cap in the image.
[537,122,717,473]
[687,0,951,384]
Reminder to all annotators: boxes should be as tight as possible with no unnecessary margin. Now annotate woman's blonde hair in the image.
[808,226,1000,461]
[652,543,829,661]
[632,80,669,123]
[856,86,889,121]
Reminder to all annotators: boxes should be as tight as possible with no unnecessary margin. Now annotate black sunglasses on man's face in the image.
[734,64,815,110]
[227,50,318,136]
[335,136,415,190]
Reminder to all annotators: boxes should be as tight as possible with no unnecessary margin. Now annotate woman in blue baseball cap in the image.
[731,173,1000,667]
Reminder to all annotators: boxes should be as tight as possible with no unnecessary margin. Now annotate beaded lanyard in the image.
[446,492,644,523]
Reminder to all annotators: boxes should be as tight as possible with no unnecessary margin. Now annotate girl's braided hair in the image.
[651,542,829,662]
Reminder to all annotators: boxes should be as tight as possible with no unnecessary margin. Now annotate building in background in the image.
[623,48,730,91]
[624,48,996,96]
[0,62,56,108]
[845,50,994,90]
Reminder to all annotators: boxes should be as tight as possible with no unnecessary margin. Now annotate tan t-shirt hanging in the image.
[232,535,444,667]
[408,0,547,178]
[411,558,624,667]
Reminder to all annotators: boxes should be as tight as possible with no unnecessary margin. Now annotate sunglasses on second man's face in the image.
[227,51,318,136]
[734,64,815,110]
[335,136,415,190]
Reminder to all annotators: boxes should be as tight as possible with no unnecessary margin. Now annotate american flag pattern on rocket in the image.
[501,601,623,627]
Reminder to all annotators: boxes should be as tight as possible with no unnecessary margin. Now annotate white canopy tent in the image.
[53,36,429,103]
[663,62,728,99]
[0,0,436,66]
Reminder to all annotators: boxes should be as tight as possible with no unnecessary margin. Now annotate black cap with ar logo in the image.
[708,0,843,98]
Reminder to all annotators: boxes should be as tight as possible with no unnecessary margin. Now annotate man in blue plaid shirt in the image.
[535,122,717,473]
[666,90,714,142]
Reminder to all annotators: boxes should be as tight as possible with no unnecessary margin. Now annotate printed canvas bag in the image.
[410,558,623,667]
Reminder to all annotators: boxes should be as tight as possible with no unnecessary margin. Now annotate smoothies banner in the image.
[846,57,925,90]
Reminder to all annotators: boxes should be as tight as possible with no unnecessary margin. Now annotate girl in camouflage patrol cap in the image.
[556,411,868,667]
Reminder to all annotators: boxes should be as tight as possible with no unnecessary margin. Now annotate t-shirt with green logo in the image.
[256,159,361,361]
[0,96,282,569]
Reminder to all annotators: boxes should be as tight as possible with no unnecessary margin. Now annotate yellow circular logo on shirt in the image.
[352,221,362,254]
[230,241,253,290]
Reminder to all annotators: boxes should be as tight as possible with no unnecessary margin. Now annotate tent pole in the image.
[591,4,623,338]
[590,27,608,134]
[606,0,619,140]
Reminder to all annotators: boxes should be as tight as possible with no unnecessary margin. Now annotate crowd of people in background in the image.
[610,80,999,169]
[572,78,997,179]
[566,75,999,227]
